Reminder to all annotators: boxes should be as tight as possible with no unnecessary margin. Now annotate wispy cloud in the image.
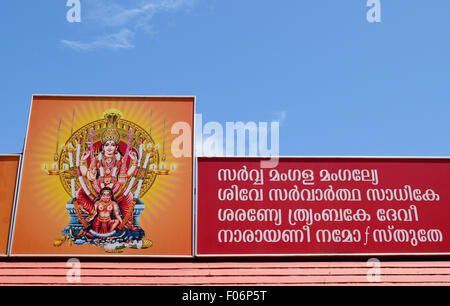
[61,29,134,51]
[62,0,199,51]
[89,0,197,26]
[274,110,287,125]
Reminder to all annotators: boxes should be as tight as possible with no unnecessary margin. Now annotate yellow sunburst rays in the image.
[32,98,184,229]
[143,172,187,214]
[138,115,189,226]
[30,111,77,225]
[31,103,101,226]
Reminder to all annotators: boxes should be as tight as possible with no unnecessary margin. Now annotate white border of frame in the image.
[195,155,450,258]
[8,94,196,258]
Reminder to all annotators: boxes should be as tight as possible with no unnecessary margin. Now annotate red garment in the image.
[92,218,115,234]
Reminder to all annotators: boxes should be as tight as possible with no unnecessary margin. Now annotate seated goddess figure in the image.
[86,187,122,236]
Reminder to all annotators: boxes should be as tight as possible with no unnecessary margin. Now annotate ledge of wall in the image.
[0,261,449,286]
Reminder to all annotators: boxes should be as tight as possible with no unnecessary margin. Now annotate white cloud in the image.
[87,1,153,27]
[61,29,135,51]
[88,0,197,24]
[62,0,199,51]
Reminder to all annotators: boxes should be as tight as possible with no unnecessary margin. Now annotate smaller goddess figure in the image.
[86,187,122,236]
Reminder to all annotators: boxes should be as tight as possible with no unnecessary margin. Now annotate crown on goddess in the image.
[101,109,122,144]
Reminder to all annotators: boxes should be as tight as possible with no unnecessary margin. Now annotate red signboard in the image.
[196,157,450,256]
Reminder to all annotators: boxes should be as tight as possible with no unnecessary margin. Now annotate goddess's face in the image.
[103,140,117,156]
[101,190,112,202]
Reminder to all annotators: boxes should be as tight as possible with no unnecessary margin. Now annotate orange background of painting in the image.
[0,155,20,255]
[10,96,194,256]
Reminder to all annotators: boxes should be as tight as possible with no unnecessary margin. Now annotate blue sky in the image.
[1,0,450,156]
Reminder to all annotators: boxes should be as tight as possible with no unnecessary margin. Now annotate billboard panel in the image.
[197,157,450,256]
[0,155,20,256]
[11,95,194,257]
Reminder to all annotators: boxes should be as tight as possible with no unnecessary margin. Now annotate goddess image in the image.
[86,187,122,236]
[49,109,171,252]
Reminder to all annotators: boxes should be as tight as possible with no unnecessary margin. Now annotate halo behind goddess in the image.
[58,109,159,199]
[54,109,161,251]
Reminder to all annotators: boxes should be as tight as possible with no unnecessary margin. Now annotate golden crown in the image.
[101,109,122,144]
[103,109,122,127]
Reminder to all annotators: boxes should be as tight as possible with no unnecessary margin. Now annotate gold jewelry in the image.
[98,216,111,223]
